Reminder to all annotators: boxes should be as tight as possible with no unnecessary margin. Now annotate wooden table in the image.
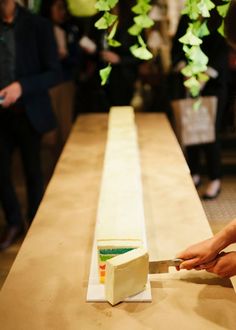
[0,113,236,329]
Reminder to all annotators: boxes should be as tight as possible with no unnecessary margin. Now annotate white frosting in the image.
[96,107,144,249]
[105,248,149,305]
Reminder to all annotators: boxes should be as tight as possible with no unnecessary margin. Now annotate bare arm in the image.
[177,219,236,270]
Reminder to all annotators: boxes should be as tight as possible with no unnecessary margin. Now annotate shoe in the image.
[202,179,221,200]
[192,174,201,188]
[0,225,24,251]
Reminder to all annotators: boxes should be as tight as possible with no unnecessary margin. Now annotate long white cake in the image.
[96,107,145,283]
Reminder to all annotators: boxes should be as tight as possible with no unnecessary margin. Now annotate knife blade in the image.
[149,258,183,274]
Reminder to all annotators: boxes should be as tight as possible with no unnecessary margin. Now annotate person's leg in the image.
[0,135,23,227]
[18,114,44,223]
[201,86,226,199]
[204,141,222,180]
[0,113,24,250]
[185,145,202,186]
[202,141,221,199]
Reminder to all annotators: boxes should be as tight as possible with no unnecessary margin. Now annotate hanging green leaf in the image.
[198,72,210,83]
[132,2,151,15]
[217,21,225,37]
[192,21,210,38]
[181,62,208,77]
[95,0,110,11]
[217,3,230,18]
[181,65,194,77]
[137,35,146,47]
[183,44,191,56]
[193,98,202,111]
[100,64,112,85]
[179,28,203,46]
[130,44,153,60]
[197,1,210,17]
[107,21,118,40]
[197,0,215,17]
[95,12,118,29]
[134,14,154,28]
[184,76,201,97]
[128,24,142,36]
[95,0,119,11]
[107,0,119,8]
[107,39,121,47]
[182,2,200,20]
[188,46,208,68]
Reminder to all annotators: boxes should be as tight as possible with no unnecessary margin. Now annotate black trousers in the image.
[186,141,221,180]
[0,110,43,227]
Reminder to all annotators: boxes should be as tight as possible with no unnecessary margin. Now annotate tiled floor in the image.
[201,176,236,233]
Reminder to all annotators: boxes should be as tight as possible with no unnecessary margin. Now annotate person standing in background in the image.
[0,0,61,250]
[40,0,81,147]
[99,0,141,108]
[170,2,229,200]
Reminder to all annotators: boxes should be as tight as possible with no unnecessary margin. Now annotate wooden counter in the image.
[0,113,236,329]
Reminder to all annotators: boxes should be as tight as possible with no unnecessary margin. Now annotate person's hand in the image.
[204,252,236,278]
[176,237,221,270]
[0,82,22,108]
[100,50,121,64]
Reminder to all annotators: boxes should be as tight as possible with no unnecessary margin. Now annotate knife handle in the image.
[170,258,183,266]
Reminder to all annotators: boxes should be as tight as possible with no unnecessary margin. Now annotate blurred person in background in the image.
[76,0,141,113]
[99,0,141,109]
[40,0,81,146]
[170,2,229,200]
[0,0,61,250]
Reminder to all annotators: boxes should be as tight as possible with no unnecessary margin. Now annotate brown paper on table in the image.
[1,114,236,330]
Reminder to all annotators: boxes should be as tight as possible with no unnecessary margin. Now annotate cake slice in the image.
[105,248,149,305]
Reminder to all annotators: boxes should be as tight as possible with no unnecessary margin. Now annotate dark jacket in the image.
[13,5,61,133]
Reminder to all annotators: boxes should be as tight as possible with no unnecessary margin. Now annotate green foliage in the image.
[95,0,120,84]
[179,28,203,46]
[179,0,230,97]
[95,0,154,85]
[128,0,154,66]
[217,3,230,18]
[216,1,230,36]
[100,64,112,85]
[95,12,118,29]
[130,34,152,60]
[95,0,118,11]
[134,14,154,28]
[95,0,231,95]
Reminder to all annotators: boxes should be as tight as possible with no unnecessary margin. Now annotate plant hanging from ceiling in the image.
[95,0,154,85]
[179,0,230,97]
[94,0,230,96]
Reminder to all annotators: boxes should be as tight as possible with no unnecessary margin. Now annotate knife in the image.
[149,258,183,274]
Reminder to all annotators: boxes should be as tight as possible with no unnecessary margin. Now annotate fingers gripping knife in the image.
[105,248,183,305]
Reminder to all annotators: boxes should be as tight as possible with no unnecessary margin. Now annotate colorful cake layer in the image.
[96,107,145,283]
[98,248,136,283]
